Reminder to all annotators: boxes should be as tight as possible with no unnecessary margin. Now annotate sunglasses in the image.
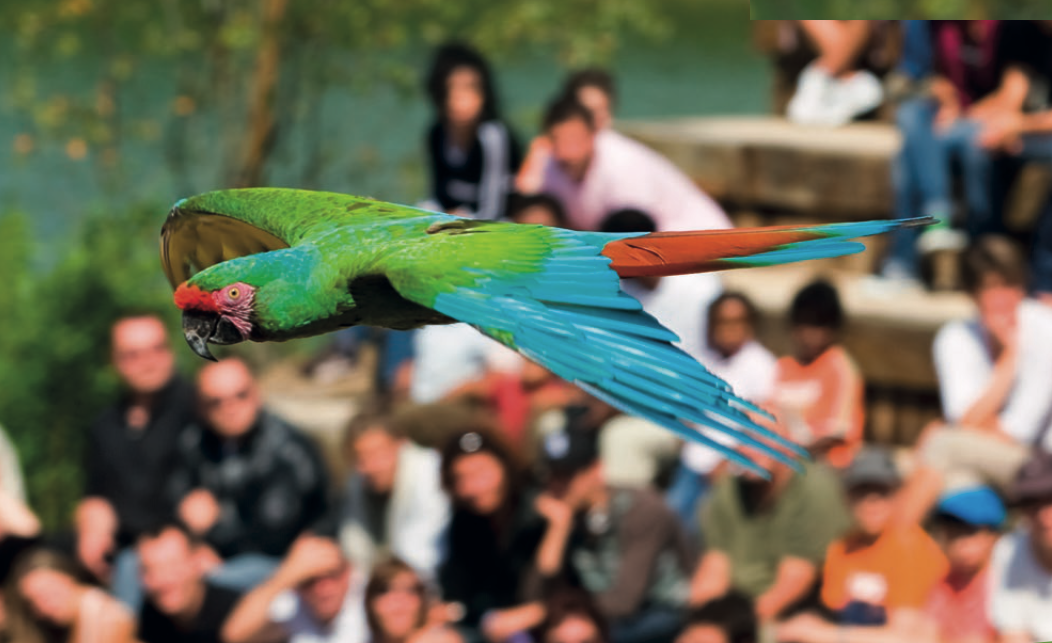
[202,388,252,410]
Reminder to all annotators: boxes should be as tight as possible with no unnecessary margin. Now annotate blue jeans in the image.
[112,547,143,613]
[898,21,933,80]
[665,462,710,542]
[610,607,684,643]
[1000,135,1052,295]
[888,98,993,275]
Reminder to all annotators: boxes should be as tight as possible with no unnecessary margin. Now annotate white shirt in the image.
[541,129,731,233]
[989,530,1052,640]
[682,340,778,474]
[269,568,368,643]
[933,299,1052,448]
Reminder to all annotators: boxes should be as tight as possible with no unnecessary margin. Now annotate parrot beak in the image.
[182,310,219,361]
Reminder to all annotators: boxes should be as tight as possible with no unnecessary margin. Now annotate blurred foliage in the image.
[0,0,702,530]
[0,204,178,530]
[751,0,1052,18]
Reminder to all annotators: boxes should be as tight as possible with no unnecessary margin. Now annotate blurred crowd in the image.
[1,18,1052,643]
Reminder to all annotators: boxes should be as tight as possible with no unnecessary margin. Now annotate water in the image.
[0,2,769,246]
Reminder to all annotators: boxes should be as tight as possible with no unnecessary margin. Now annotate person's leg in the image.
[111,547,145,614]
[950,119,997,240]
[796,21,871,76]
[898,21,933,81]
[208,553,281,591]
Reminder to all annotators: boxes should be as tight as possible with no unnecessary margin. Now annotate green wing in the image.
[160,188,434,288]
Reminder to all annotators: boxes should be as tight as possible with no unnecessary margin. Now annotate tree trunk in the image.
[231,0,288,187]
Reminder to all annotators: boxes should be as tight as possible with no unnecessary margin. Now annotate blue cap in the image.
[934,486,1006,529]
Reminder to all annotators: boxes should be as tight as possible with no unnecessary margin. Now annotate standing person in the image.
[5,548,137,643]
[169,358,331,591]
[768,280,864,469]
[539,97,731,233]
[75,313,196,610]
[137,522,242,643]
[424,42,521,221]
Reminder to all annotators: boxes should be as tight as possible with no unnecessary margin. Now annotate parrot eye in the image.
[228,287,240,299]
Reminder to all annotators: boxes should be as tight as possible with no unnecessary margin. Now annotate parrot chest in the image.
[341,273,455,330]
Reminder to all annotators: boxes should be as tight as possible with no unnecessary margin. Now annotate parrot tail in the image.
[601,217,932,278]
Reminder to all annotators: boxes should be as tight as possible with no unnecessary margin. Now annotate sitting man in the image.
[222,534,367,643]
[689,425,850,624]
[897,236,1052,525]
[339,411,450,580]
[987,451,1052,642]
[137,521,242,643]
[169,357,331,590]
[539,96,730,232]
[776,448,947,643]
[533,425,693,643]
[77,313,197,610]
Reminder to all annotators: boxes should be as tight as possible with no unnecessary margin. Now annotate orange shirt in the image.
[769,345,864,468]
[822,525,949,615]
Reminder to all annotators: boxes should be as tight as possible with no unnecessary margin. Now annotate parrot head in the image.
[173,280,258,361]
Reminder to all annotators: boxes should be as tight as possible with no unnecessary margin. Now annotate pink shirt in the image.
[540,129,731,232]
[924,568,996,643]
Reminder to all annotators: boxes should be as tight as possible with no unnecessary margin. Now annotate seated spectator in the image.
[365,558,431,643]
[676,592,757,643]
[506,193,569,228]
[534,588,610,643]
[897,237,1052,525]
[438,428,546,643]
[339,412,450,580]
[987,451,1052,642]
[768,280,864,469]
[668,292,777,533]
[785,21,884,126]
[539,96,731,232]
[688,425,851,623]
[776,448,947,643]
[169,358,331,591]
[885,20,1037,283]
[532,425,691,643]
[517,68,617,194]
[920,486,1004,643]
[75,313,196,609]
[423,42,521,220]
[137,521,242,643]
[5,548,137,643]
[222,534,367,643]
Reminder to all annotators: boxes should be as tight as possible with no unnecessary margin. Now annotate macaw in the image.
[161,188,927,471]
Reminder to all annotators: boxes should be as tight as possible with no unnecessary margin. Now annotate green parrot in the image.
[162,188,927,471]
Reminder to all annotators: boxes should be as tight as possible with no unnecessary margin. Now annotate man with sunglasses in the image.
[168,358,331,592]
[988,451,1052,643]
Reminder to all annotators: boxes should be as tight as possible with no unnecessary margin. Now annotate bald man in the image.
[77,314,197,609]
[168,358,331,592]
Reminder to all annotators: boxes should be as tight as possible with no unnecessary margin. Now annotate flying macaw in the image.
[161,188,927,472]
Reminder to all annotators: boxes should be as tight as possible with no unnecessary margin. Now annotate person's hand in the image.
[195,544,224,574]
[979,111,1025,153]
[77,529,114,581]
[179,489,221,534]
[934,102,961,132]
[276,536,345,587]
[775,613,836,643]
[480,609,530,643]
[534,493,574,528]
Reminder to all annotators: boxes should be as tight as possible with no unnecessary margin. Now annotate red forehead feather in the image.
[174,283,218,312]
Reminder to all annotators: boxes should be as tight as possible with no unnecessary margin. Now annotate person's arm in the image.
[930,75,962,129]
[222,536,345,643]
[0,491,40,538]
[958,340,1017,433]
[75,496,117,580]
[480,603,546,643]
[474,121,513,220]
[755,556,817,622]
[533,494,574,577]
[776,608,929,643]
[689,550,731,606]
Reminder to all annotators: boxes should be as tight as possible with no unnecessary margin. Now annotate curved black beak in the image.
[182,310,219,361]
